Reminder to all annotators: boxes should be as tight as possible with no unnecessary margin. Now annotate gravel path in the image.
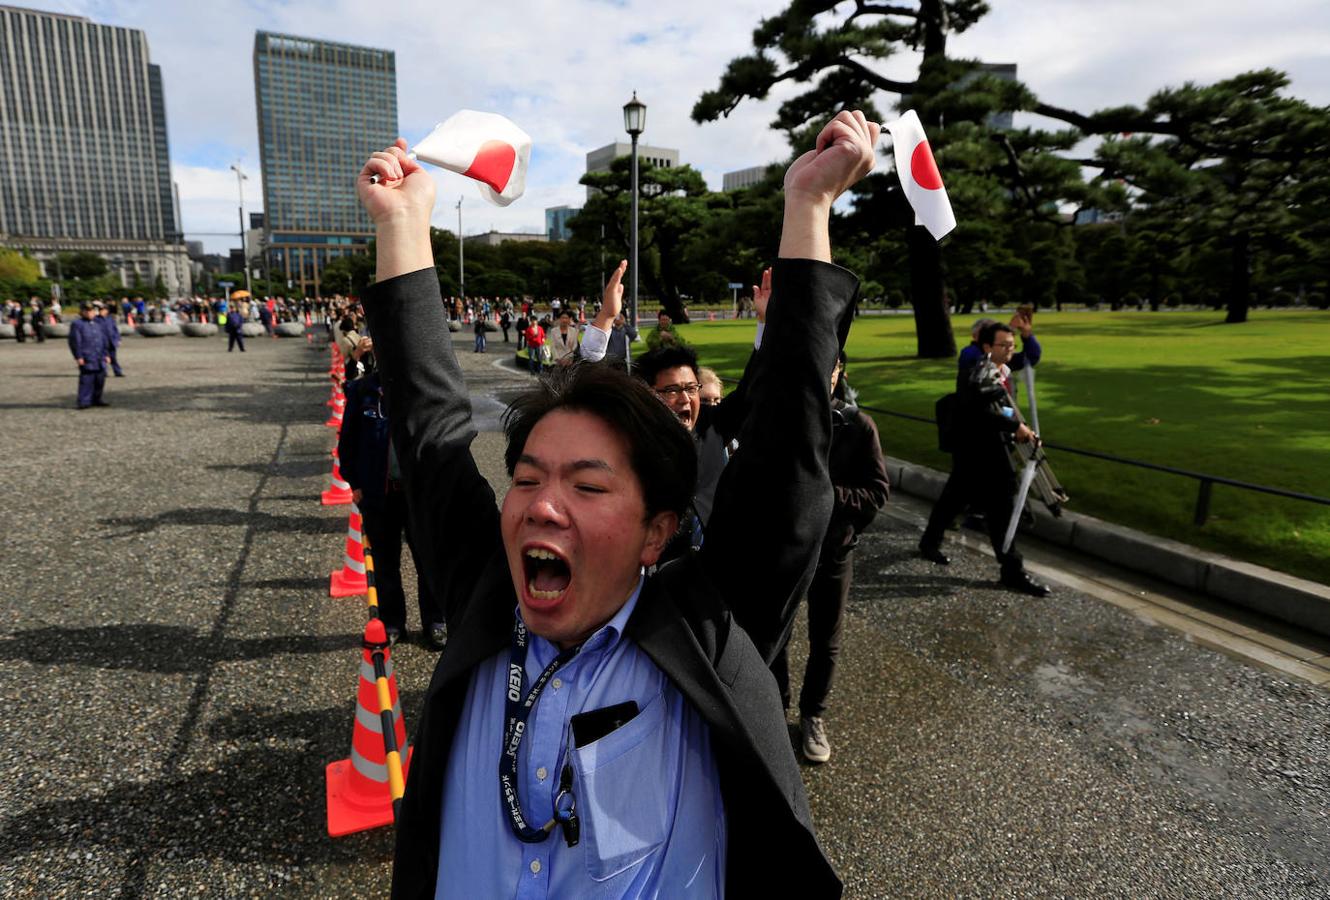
[0,330,1324,898]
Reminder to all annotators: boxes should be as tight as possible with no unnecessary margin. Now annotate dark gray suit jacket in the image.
[364,258,858,898]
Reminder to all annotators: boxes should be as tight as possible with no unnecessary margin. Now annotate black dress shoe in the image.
[919,545,950,566]
[426,622,448,651]
[1000,571,1051,597]
[92,400,111,407]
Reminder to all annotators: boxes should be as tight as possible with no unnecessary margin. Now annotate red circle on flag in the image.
[463,140,517,194]
[910,141,944,191]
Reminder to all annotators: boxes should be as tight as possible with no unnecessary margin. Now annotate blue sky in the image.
[36,0,1330,253]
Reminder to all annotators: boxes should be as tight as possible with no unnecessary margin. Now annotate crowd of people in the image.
[6,109,1054,896]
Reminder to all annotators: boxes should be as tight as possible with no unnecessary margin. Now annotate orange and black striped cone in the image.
[325,618,411,837]
[329,504,367,596]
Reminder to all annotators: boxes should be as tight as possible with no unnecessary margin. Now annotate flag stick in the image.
[1022,364,1040,434]
[1002,451,1040,554]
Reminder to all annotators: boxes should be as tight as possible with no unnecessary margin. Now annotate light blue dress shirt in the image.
[437,579,727,898]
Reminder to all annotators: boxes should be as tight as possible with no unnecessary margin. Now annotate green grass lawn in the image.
[677,310,1330,585]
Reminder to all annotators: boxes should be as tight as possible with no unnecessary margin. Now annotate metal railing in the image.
[854,403,1330,526]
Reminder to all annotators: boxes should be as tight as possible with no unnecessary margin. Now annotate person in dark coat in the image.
[224,304,245,352]
[29,299,46,342]
[356,109,876,898]
[472,313,487,353]
[96,304,124,376]
[68,302,110,408]
[338,361,447,649]
[771,352,890,764]
[919,322,1050,597]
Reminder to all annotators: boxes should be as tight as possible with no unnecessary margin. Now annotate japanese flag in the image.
[412,110,532,207]
[885,110,956,241]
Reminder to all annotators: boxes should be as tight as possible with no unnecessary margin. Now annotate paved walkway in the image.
[0,331,1325,897]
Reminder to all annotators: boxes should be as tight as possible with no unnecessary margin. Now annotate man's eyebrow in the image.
[515,456,614,475]
[516,454,547,472]
[567,459,614,474]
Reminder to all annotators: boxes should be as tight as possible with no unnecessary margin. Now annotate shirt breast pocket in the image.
[569,691,669,881]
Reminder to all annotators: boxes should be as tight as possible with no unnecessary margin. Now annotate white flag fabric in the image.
[411,110,532,207]
[885,110,956,241]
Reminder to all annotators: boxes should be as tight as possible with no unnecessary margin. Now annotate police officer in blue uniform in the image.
[96,303,124,376]
[68,302,111,408]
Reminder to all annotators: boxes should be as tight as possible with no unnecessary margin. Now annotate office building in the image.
[722,165,771,192]
[0,5,190,294]
[254,31,397,296]
[463,230,549,248]
[545,205,579,241]
[585,142,679,200]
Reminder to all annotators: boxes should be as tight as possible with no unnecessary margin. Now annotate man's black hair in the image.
[502,361,697,519]
[978,321,1013,346]
[633,345,699,387]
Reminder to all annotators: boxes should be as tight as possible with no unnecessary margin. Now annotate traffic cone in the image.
[324,404,344,430]
[324,618,411,837]
[329,504,367,596]
[321,449,353,506]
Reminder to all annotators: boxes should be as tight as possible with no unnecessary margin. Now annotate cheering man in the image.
[357,109,878,898]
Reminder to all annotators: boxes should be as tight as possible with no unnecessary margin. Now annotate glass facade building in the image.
[253,31,397,297]
[0,5,189,294]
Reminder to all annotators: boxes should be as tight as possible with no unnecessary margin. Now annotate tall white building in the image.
[0,5,190,294]
[722,165,770,192]
[585,142,680,200]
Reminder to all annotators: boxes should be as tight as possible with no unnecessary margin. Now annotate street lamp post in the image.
[457,197,465,308]
[623,91,646,332]
[229,163,253,298]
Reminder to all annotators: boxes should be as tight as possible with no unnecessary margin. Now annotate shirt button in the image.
[551,678,562,690]
[530,859,541,874]
[536,766,548,781]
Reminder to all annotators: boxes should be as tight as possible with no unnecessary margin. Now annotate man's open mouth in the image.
[523,547,571,601]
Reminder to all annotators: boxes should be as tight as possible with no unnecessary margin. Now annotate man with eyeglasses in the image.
[582,273,767,554]
[919,321,1051,597]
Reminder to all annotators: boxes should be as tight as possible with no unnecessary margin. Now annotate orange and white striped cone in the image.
[321,450,353,506]
[329,504,367,596]
[325,618,411,837]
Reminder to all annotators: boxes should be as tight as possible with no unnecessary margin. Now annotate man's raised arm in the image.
[356,139,500,623]
[701,111,879,662]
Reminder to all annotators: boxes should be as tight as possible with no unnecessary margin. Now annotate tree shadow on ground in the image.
[0,625,358,673]
[0,743,388,870]
[62,381,324,427]
[99,507,341,538]
[246,576,329,592]
[207,459,328,479]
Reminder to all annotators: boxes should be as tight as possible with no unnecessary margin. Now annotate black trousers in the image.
[361,490,442,632]
[921,450,1023,575]
[771,543,854,719]
[227,331,245,352]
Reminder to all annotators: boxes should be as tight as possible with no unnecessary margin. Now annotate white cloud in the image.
[39,1,1330,253]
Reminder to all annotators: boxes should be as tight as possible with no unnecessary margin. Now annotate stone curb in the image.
[888,456,1330,639]
[136,323,180,337]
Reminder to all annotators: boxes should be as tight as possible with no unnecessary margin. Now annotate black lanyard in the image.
[499,617,580,847]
